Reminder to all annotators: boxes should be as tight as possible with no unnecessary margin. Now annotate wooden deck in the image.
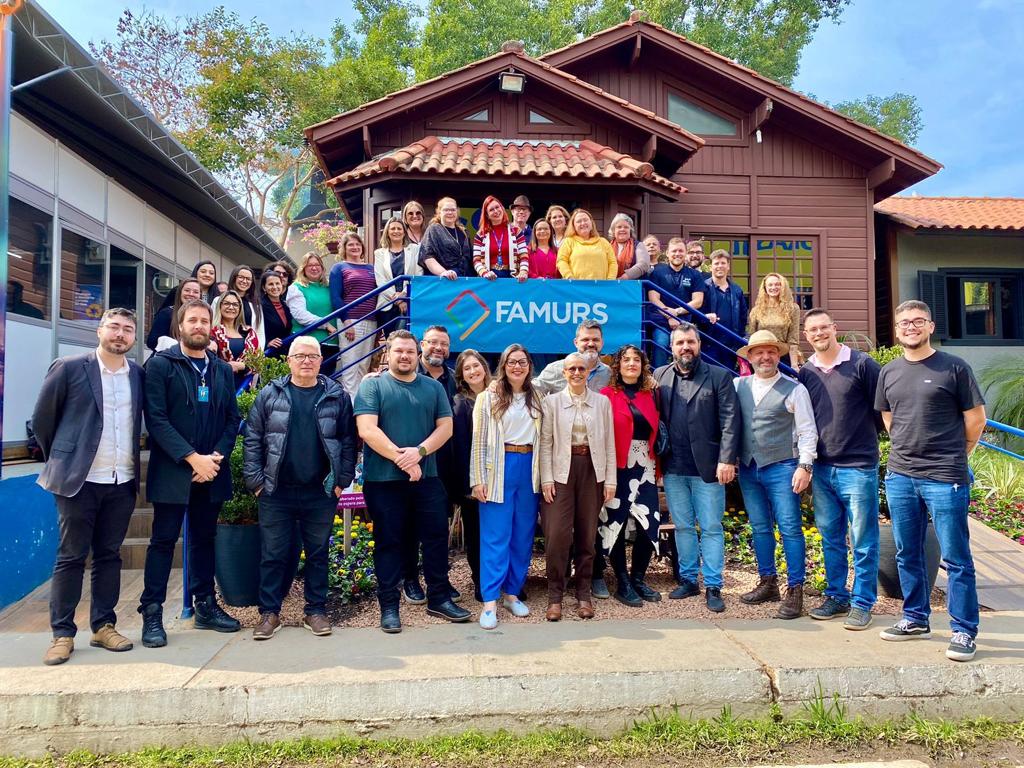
[936,517,1024,612]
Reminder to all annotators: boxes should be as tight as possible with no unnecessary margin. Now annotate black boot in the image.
[193,595,241,632]
[613,572,643,607]
[631,576,662,603]
[140,603,167,648]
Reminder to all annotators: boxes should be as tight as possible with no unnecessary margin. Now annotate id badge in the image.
[197,385,210,403]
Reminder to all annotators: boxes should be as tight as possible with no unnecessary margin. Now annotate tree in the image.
[831,92,924,145]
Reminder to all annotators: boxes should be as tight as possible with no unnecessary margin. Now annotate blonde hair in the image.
[565,208,597,240]
[749,272,798,325]
[296,252,327,287]
[428,197,466,232]
[339,232,366,262]
[545,204,570,231]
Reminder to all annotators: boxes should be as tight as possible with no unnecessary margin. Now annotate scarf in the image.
[614,239,635,277]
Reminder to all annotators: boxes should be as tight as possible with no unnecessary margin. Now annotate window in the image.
[464,108,489,122]
[60,228,106,323]
[528,110,554,124]
[700,237,750,297]
[109,246,141,317]
[756,239,815,310]
[7,197,53,321]
[144,262,175,339]
[919,270,1024,342]
[667,92,737,136]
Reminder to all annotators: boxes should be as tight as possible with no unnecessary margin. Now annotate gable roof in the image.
[305,49,703,179]
[876,197,1024,231]
[542,18,941,193]
[326,136,685,200]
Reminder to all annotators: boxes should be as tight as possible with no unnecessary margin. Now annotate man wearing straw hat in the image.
[734,330,818,619]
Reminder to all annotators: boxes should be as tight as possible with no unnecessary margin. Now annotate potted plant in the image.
[214,351,292,607]
[300,219,354,256]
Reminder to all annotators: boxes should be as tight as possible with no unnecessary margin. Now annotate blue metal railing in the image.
[981,419,1024,462]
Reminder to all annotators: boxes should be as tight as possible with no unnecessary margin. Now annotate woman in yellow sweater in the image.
[747,272,802,368]
[556,209,617,279]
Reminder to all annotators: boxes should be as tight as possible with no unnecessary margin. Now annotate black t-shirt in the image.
[875,350,985,484]
[281,382,329,488]
[188,356,219,455]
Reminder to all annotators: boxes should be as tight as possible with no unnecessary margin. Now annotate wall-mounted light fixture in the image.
[498,71,525,94]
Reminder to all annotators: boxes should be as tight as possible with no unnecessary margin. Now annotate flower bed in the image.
[969,498,1024,546]
[328,515,376,603]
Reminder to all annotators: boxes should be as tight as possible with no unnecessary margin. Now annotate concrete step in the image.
[120,537,180,570]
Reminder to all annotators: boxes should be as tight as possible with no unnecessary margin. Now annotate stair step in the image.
[126,509,154,539]
[120,537,181,570]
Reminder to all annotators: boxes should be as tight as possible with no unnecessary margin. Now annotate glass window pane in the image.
[109,247,140,317]
[667,93,737,136]
[963,280,996,336]
[528,110,553,124]
[464,109,489,122]
[60,229,106,323]
[7,197,53,321]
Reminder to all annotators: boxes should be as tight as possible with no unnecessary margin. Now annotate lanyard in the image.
[189,356,209,387]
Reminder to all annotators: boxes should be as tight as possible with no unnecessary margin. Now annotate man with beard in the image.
[799,309,882,630]
[532,319,611,396]
[734,330,817,619]
[654,323,740,612]
[647,238,705,368]
[400,325,460,604]
[138,300,241,647]
[685,240,706,271]
[34,309,144,665]
[355,329,471,633]
[876,300,986,662]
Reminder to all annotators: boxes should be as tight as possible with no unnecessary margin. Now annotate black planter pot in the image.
[877,520,942,600]
[215,523,262,607]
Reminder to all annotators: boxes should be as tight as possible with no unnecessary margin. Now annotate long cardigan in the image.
[468,389,542,504]
[373,244,422,309]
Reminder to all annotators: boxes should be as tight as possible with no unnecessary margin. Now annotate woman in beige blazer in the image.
[539,353,617,621]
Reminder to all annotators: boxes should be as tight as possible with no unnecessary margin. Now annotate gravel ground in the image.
[224,552,946,630]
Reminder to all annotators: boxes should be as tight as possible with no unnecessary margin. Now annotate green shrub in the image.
[219,435,258,524]
[867,344,902,367]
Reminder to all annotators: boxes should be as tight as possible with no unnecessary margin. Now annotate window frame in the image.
[660,77,748,146]
[920,267,1024,345]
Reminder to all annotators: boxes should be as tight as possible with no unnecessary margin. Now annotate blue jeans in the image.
[738,459,805,586]
[651,326,671,368]
[812,465,880,611]
[479,452,539,602]
[664,473,726,588]
[885,471,979,637]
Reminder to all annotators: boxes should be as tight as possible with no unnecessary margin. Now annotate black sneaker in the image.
[140,603,167,648]
[631,579,662,603]
[705,587,725,613]
[426,600,471,623]
[380,606,402,634]
[448,585,463,604]
[946,631,977,662]
[669,579,700,600]
[809,596,851,621]
[613,577,642,608]
[591,577,611,600]
[403,579,427,605]
[879,618,931,641]
[193,595,241,633]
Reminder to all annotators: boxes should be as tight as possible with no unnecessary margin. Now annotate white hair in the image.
[291,335,321,354]
[607,212,636,239]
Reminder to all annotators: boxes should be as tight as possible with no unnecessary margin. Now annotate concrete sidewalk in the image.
[3,612,1024,758]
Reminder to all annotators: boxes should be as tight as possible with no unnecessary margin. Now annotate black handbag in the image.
[652,377,671,457]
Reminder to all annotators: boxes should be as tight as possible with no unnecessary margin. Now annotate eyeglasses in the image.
[289,353,322,362]
[896,318,930,329]
[220,302,241,309]
[505,359,529,369]
[407,211,423,217]
[565,366,586,373]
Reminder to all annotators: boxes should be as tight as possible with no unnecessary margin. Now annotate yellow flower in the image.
[351,531,358,538]
[368,541,375,548]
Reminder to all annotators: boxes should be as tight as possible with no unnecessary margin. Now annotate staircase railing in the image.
[981,419,1024,462]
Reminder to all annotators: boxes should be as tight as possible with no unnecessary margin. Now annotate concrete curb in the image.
[2,613,1023,757]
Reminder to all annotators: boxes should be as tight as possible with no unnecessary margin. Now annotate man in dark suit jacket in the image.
[32,308,144,666]
[138,299,241,648]
[654,322,740,613]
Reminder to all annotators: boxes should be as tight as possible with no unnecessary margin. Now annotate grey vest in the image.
[737,376,798,467]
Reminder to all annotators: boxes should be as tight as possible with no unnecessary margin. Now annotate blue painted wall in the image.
[0,474,58,610]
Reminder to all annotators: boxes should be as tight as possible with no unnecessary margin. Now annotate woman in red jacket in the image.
[598,345,662,607]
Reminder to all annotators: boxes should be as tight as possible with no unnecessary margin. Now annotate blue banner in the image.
[410,277,641,353]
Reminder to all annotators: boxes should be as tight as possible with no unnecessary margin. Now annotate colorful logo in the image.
[445,289,490,341]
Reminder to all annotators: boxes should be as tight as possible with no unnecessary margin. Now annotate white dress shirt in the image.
[737,372,818,465]
[86,351,135,484]
[806,343,852,374]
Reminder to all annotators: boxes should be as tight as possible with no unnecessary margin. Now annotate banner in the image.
[410,277,641,353]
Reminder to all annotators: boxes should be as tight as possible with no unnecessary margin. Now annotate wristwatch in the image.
[798,463,813,475]
[418,445,428,458]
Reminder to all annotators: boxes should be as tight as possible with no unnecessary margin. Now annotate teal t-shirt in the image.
[353,372,453,482]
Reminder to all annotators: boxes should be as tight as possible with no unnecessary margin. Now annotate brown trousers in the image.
[541,453,603,604]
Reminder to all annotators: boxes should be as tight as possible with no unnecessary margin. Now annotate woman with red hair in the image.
[472,196,529,282]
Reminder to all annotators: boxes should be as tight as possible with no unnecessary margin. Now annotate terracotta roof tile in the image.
[327,137,686,198]
[875,196,1024,231]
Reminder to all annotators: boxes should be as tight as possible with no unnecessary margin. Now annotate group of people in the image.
[34,233,986,666]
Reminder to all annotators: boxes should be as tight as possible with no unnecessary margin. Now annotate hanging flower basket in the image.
[300,221,355,255]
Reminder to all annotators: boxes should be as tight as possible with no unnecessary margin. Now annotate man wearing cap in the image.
[734,330,818,619]
[510,195,533,245]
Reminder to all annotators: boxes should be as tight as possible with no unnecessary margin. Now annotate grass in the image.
[2,704,1022,768]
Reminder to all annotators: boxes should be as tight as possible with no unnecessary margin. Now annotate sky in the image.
[41,0,1024,198]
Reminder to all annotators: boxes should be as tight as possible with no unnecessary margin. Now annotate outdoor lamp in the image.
[498,71,525,94]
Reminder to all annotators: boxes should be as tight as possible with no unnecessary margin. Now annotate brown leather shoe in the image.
[90,624,133,652]
[43,637,74,666]
[253,613,281,640]
[775,584,804,620]
[577,601,595,619]
[303,614,332,636]
[740,575,781,605]
[545,603,562,622]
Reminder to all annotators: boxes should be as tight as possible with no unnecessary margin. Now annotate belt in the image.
[570,444,591,455]
[504,443,533,454]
